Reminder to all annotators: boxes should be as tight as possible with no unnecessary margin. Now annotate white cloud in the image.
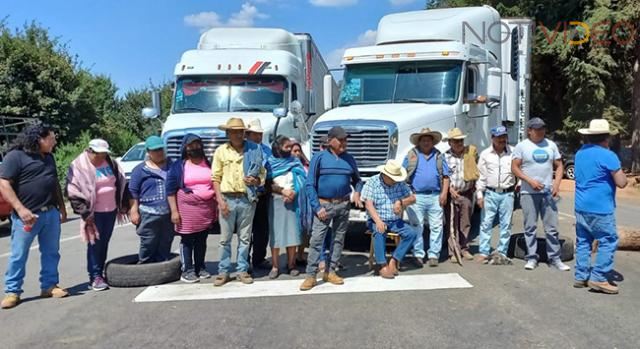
[310,0,358,7]
[389,0,416,5]
[326,29,377,68]
[184,2,268,32]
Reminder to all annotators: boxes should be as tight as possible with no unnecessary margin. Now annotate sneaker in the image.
[573,280,589,288]
[300,276,318,291]
[1,293,20,309]
[322,272,344,285]
[91,276,109,291]
[238,272,254,284]
[288,268,300,277]
[213,273,231,287]
[198,269,212,279]
[428,258,438,267]
[524,259,538,270]
[268,268,279,279]
[550,260,571,271]
[40,285,69,298]
[180,272,200,283]
[588,280,619,294]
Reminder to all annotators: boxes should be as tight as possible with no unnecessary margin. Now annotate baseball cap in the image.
[526,117,546,129]
[327,126,348,140]
[491,126,508,137]
[88,139,111,153]
[145,136,165,151]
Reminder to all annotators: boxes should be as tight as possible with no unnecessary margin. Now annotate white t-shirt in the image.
[512,138,561,194]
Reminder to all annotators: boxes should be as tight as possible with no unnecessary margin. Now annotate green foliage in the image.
[53,131,92,188]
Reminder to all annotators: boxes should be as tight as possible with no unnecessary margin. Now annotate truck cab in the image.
[146,28,337,160]
[314,6,532,179]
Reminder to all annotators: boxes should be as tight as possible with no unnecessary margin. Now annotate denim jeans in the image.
[406,193,444,259]
[137,212,175,263]
[218,195,256,274]
[520,194,561,262]
[306,201,350,275]
[575,211,618,282]
[367,219,417,265]
[87,210,117,281]
[478,190,514,256]
[179,230,208,274]
[4,208,61,295]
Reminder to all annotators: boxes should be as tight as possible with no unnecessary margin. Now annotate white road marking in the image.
[134,273,473,303]
[0,222,134,259]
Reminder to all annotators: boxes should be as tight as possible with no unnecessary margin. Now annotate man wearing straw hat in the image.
[244,118,273,271]
[574,119,627,294]
[361,160,417,279]
[443,127,479,261]
[403,128,450,268]
[212,117,266,286]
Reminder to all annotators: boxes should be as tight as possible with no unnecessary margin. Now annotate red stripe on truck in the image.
[248,61,263,75]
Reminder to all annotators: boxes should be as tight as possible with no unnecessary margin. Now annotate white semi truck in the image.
[312,6,533,221]
[144,27,337,160]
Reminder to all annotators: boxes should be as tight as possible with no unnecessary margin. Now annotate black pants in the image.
[178,230,208,274]
[250,193,270,266]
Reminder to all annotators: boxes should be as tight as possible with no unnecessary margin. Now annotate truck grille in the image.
[166,135,228,161]
[311,127,390,168]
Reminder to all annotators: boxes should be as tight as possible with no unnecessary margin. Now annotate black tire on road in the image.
[105,253,181,287]
[508,233,575,262]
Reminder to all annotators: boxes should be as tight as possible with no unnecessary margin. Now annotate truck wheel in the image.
[105,253,181,287]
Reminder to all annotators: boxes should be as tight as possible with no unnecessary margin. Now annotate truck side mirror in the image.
[272,107,287,118]
[323,74,333,111]
[486,67,502,109]
[141,91,162,119]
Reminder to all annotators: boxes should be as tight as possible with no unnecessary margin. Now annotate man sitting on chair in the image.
[361,160,417,279]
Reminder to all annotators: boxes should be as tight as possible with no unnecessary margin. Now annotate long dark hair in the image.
[271,135,292,158]
[9,124,55,154]
[290,141,309,167]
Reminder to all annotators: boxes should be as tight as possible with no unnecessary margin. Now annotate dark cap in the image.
[327,126,348,140]
[527,117,546,129]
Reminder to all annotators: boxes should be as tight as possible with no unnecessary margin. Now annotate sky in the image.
[3,0,427,95]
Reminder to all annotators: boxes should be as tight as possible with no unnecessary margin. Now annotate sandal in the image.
[268,268,279,279]
[288,266,300,277]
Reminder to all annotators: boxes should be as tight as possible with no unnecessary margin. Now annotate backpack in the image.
[405,147,444,185]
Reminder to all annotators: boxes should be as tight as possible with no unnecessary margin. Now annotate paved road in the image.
[0,197,638,348]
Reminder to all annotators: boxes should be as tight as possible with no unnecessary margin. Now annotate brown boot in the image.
[379,265,395,279]
[462,250,474,260]
[300,276,317,291]
[40,285,69,298]
[588,281,619,294]
[573,280,588,288]
[1,293,20,309]
[322,272,344,285]
[237,272,254,285]
[388,258,400,276]
[213,274,231,287]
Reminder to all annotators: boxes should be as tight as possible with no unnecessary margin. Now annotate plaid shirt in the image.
[444,150,474,193]
[361,174,412,222]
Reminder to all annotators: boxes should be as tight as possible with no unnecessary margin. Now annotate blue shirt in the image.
[575,144,620,214]
[129,160,173,215]
[361,174,412,222]
[403,149,450,192]
[306,150,363,214]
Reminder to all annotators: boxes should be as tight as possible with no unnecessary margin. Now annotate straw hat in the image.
[219,118,247,131]
[445,127,467,140]
[246,118,264,133]
[578,119,611,135]
[377,160,408,182]
[410,128,442,145]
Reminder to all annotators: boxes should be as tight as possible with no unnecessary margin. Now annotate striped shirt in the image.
[445,150,474,193]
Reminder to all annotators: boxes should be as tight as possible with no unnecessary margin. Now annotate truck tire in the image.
[507,233,574,262]
[105,253,181,287]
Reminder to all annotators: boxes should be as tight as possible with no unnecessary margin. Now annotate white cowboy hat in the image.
[410,128,442,145]
[246,118,264,133]
[579,119,611,135]
[219,117,247,131]
[377,160,408,182]
[445,127,467,140]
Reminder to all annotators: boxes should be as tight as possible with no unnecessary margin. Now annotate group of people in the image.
[0,115,627,309]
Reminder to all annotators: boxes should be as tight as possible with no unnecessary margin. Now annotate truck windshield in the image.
[339,61,462,106]
[173,76,287,113]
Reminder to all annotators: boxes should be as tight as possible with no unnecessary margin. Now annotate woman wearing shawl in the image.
[66,139,129,292]
[165,134,217,283]
[267,136,309,279]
